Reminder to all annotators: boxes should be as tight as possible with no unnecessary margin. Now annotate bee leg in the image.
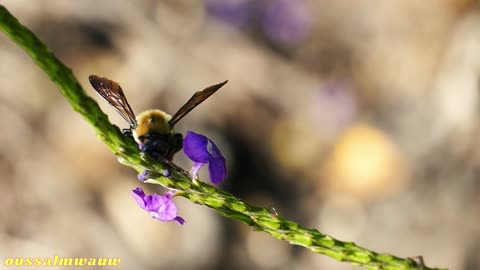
[173,133,183,153]
[140,140,164,161]
[143,147,162,161]
[122,128,134,140]
[164,133,183,160]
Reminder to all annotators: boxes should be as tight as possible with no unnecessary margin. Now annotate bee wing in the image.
[169,80,228,127]
[89,75,138,129]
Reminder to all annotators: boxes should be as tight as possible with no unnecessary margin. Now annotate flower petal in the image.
[183,131,210,163]
[131,187,146,210]
[163,190,176,200]
[143,194,162,212]
[154,195,179,221]
[208,155,227,184]
[206,138,223,159]
[132,189,185,225]
[190,162,205,180]
[174,216,186,225]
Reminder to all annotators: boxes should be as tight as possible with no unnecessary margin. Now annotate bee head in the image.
[134,109,173,140]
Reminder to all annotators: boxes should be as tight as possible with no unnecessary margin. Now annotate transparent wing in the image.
[89,75,137,128]
[169,80,228,127]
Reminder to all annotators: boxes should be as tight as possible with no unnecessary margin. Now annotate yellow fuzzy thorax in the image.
[133,109,173,142]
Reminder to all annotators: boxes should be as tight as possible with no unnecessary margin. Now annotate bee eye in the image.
[148,118,155,124]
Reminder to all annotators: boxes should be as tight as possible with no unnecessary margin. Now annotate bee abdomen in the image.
[138,132,183,161]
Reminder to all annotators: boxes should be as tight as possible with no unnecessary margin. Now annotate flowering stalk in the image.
[0,5,444,270]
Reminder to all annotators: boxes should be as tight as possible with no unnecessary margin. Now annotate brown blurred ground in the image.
[1,0,480,269]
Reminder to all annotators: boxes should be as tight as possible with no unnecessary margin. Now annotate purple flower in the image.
[205,0,254,29]
[262,0,311,48]
[131,187,185,225]
[137,169,171,182]
[137,170,149,182]
[183,131,227,184]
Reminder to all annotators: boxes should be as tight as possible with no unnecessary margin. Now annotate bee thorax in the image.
[134,109,172,141]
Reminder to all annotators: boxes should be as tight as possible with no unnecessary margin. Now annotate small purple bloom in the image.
[138,143,147,151]
[131,187,185,225]
[183,131,227,184]
[137,170,149,182]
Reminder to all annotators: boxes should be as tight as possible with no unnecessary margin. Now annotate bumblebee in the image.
[89,75,227,160]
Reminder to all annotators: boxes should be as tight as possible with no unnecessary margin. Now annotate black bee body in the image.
[138,132,183,160]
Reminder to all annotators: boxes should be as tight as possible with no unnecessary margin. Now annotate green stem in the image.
[0,5,444,270]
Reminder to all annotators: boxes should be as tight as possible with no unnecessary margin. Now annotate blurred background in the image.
[1,0,480,269]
